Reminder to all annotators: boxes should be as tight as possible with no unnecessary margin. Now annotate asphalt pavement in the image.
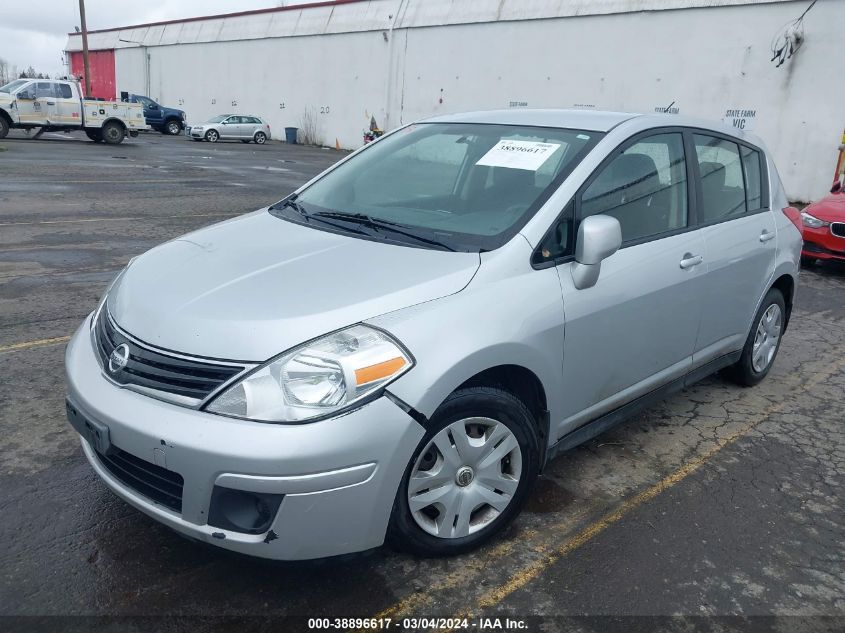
[0,131,843,633]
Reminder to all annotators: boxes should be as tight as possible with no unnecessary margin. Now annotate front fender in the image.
[369,249,565,423]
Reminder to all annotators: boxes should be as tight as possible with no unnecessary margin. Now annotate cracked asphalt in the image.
[0,132,843,632]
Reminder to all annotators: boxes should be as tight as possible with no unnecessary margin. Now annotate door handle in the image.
[759,230,776,243]
[46,101,56,105]
[679,253,703,270]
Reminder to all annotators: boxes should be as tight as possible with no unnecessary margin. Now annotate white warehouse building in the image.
[65,0,843,202]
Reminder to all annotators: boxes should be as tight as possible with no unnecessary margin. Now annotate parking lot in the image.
[1,132,843,631]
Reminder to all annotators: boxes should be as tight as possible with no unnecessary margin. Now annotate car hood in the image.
[108,210,480,361]
[805,193,845,222]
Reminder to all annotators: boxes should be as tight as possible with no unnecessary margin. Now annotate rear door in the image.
[690,133,776,364]
[552,130,707,437]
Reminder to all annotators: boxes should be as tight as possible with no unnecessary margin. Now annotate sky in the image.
[0,1,306,79]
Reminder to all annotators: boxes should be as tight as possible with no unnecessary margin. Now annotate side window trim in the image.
[574,126,693,249]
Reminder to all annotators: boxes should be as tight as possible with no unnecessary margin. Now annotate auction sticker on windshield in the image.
[476,140,561,170]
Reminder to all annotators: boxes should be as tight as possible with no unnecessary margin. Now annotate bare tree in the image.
[299,106,321,146]
[0,58,9,86]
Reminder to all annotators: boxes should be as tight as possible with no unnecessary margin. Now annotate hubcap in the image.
[168,122,180,134]
[455,466,474,487]
[752,303,782,373]
[408,417,522,539]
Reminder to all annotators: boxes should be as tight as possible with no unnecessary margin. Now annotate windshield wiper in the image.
[312,211,456,251]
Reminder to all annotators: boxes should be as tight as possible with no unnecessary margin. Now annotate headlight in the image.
[206,325,413,423]
[801,212,829,229]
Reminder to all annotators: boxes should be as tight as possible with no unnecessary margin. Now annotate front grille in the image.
[831,223,845,238]
[96,447,184,512]
[94,311,244,401]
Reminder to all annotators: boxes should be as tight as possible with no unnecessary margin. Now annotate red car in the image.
[801,191,845,265]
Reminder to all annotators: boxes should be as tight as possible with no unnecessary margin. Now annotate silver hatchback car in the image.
[66,110,801,560]
[188,114,271,143]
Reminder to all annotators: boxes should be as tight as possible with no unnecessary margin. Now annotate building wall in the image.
[71,0,844,201]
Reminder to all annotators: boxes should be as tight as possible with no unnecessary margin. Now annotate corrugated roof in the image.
[65,0,791,52]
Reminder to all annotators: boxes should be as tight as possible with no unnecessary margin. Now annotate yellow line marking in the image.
[0,212,238,227]
[0,336,71,353]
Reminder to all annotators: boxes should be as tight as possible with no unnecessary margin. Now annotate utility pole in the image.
[78,0,92,96]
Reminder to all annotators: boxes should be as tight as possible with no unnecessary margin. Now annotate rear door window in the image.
[693,134,747,222]
[57,83,73,99]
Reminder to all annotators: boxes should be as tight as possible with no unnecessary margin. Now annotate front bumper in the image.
[65,317,425,560]
[802,226,845,261]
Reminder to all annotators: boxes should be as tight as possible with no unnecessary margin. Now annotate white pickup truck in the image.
[0,78,149,144]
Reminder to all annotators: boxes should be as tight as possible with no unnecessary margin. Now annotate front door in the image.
[13,82,47,126]
[555,131,706,439]
[219,116,240,139]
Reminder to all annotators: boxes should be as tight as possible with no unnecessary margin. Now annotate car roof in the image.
[423,109,639,132]
[422,109,759,142]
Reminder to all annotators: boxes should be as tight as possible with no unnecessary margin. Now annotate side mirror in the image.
[148,103,159,110]
[571,214,622,290]
[16,90,34,100]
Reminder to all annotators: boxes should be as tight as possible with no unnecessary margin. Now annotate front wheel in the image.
[725,288,785,386]
[205,129,219,143]
[0,117,8,139]
[165,119,182,135]
[387,387,540,557]
[100,122,125,145]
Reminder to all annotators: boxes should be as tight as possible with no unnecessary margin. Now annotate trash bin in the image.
[284,127,298,144]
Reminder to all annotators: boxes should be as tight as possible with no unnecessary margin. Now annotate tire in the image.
[165,119,182,136]
[205,129,219,143]
[100,121,125,145]
[254,132,267,145]
[800,255,817,268]
[85,129,103,143]
[386,387,540,557]
[725,288,786,387]
[0,117,8,139]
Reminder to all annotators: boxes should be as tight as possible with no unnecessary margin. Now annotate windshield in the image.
[282,123,599,251]
[0,79,28,93]
[205,115,228,124]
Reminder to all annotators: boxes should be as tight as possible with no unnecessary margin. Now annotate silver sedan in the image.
[187,114,271,144]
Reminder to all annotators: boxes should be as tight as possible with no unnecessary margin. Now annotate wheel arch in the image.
[0,108,12,125]
[100,117,126,131]
[387,347,556,465]
[769,272,796,332]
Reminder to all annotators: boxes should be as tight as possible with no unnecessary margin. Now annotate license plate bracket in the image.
[66,399,112,455]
